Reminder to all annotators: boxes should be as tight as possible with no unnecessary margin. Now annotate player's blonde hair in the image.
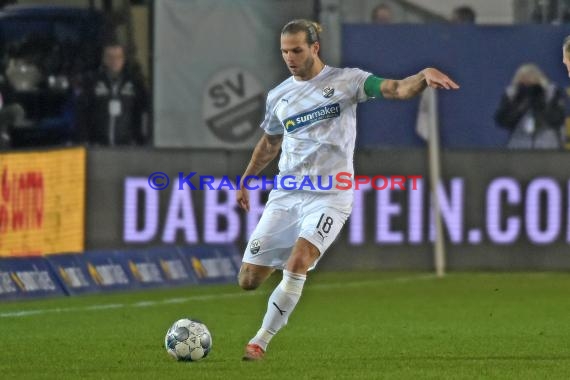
[281,19,323,46]
[511,63,549,88]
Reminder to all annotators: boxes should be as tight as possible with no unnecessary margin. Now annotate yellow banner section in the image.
[0,147,85,257]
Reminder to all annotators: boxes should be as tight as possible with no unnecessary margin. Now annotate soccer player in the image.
[236,19,459,361]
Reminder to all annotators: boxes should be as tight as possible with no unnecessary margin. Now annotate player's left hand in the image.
[422,68,460,90]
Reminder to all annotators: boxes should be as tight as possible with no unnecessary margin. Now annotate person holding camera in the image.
[495,63,565,149]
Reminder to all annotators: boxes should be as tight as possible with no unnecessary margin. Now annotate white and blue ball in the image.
[165,318,212,361]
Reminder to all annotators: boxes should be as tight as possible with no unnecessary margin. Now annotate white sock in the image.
[249,270,306,351]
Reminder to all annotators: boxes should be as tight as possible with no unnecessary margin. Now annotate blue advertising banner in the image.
[46,253,100,295]
[342,24,570,148]
[119,249,166,288]
[177,245,241,285]
[146,246,198,285]
[0,245,241,299]
[0,257,65,300]
[83,250,136,291]
[114,247,197,288]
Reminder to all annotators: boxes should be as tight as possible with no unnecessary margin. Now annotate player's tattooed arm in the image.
[380,68,459,100]
[237,133,283,211]
[243,133,283,177]
[380,73,426,100]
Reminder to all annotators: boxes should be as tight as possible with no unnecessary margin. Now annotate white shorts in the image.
[242,189,352,271]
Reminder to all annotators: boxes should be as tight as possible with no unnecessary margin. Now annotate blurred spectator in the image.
[0,0,16,9]
[77,41,149,146]
[451,6,477,24]
[0,89,24,149]
[495,63,565,149]
[563,35,570,77]
[0,32,74,148]
[561,35,570,148]
[371,3,394,24]
[531,0,557,23]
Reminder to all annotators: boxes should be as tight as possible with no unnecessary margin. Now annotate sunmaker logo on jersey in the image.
[283,103,341,133]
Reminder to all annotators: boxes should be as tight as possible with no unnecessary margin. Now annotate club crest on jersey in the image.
[250,239,261,254]
[282,103,341,133]
[322,86,334,98]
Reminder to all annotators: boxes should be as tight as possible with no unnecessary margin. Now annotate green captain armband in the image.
[364,75,384,98]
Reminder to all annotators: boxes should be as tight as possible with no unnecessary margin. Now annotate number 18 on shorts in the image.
[242,190,351,270]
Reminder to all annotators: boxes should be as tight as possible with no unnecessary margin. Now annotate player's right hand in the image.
[237,187,250,212]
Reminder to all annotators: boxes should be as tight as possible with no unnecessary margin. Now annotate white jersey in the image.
[261,65,373,191]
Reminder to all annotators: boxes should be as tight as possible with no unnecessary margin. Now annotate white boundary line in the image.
[0,274,435,319]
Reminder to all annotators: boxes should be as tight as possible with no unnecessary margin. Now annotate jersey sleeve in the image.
[259,92,284,135]
[345,68,374,103]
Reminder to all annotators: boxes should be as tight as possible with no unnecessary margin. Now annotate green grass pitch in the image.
[0,272,569,379]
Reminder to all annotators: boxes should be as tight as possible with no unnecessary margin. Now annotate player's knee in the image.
[288,241,320,273]
[238,264,273,290]
[287,253,313,273]
[238,273,261,291]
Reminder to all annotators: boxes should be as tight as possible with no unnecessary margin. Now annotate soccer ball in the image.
[165,318,212,361]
